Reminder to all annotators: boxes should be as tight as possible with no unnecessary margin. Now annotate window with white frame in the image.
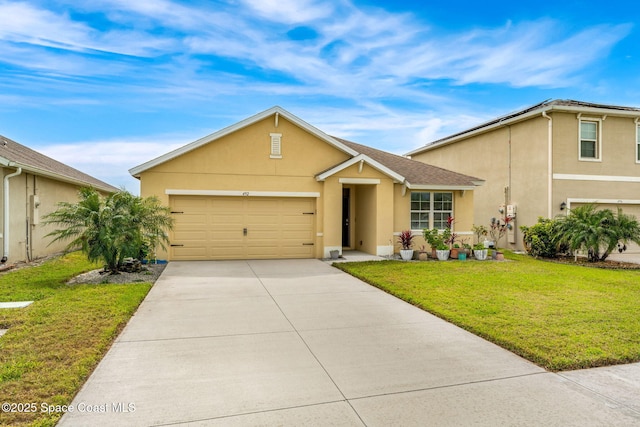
[410,192,453,230]
[636,123,640,163]
[579,119,600,160]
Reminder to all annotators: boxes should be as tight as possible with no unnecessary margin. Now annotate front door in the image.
[342,188,350,247]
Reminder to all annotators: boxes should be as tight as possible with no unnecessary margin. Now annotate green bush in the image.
[521,217,560,258]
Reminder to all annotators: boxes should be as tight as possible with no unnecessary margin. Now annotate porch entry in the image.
[340,184,377,255]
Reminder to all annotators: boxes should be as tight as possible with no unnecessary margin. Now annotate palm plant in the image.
[554,204,640,262]
[44,188,173,273]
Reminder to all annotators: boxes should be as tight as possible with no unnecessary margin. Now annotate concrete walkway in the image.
[60,260,640,426]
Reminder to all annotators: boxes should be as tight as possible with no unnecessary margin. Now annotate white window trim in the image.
[270,133,282,159]
[578,116,602,162]
[635,119,640,164]
[410,191,454,231]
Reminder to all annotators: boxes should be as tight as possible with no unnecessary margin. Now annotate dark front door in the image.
[342,188,350,247]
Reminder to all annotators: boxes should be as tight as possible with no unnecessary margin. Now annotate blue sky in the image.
[1,0,638,193]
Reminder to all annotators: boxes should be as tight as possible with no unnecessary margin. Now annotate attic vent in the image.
[270,133,282,159]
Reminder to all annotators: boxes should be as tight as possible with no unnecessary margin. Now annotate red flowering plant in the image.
[443,216,458,249]
[489,216,512,248]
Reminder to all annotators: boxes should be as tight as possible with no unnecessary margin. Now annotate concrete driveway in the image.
[60,260,640,426]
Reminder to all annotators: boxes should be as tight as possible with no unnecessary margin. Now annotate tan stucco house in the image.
[0,135,118,264]
[130,107,483,261]
[407,99,640,252]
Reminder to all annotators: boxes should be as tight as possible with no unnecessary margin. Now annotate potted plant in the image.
[418,245,428,261]
[451,243,461,259]
[436,242,450,261]
[398,230,415,260]
[423,228,440,258]
[473,243,488,260]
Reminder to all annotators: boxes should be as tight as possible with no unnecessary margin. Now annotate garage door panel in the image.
[170,196,315,260]
[172,247,208,259]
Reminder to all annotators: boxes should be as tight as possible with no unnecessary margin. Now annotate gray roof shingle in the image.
[332,137,483,187]
[0,135,118,192]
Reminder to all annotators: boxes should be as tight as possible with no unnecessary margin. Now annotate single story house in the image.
[407,99,640,252]
[0,134,118,264]
[129,107,483,261]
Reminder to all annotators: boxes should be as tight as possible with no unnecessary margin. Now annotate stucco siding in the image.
[0,171,94,263]
[412,117,548,249]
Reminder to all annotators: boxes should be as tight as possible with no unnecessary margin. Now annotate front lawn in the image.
[335,252,640,371]
[0,253,152,427]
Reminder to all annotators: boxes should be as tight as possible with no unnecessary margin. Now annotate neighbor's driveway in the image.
[60,260,640,426]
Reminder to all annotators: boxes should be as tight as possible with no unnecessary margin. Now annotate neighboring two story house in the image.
[407,100,640,252]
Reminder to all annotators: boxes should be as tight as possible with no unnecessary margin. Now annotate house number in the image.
[242,192,250,196]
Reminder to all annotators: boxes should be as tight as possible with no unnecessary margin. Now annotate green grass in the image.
[335,252,640,372]
[0,253,152,427]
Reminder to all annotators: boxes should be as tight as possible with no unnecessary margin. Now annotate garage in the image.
[169,196,316,260]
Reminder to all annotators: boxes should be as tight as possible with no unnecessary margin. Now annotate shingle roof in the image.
[332,137,483,187]
[408,99,640,155]
[0,135,118,192]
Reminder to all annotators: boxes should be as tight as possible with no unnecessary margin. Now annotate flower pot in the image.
[418,252,428,261]
[473,249,488,261]
[436,249,450,261]
[431,248,437,259]
[450,248,459,259]
[330,250,340,260]
[458,252,467,261]
[495,251,505,261]
[400,249,414,261]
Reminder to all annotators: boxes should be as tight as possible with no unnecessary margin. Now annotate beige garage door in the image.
[170,196,316,260]
[572,203,640,253]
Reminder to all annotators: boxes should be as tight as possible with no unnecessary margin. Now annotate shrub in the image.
[44,188,173,273]
[521,217,561,258]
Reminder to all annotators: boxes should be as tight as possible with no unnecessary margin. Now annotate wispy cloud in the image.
[1,0,634,191]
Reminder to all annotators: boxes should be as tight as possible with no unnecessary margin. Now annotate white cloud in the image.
[34,137,192,193]
[0,0,634,176]
[239,0,334,24]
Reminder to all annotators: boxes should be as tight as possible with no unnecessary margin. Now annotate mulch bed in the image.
[545,255,640,270]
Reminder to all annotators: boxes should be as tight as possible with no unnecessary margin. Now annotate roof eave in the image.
[316,154,405,183]
[129,106,360,177]
[406,183,480,191]
[1,158,117,193]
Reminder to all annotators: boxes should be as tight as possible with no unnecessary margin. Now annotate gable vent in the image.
[270,133,282,158]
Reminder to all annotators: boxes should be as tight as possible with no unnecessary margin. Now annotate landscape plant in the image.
[488,216,512,247]
[553,204,640,262]
[471,224,488,245]
[44,188,173,273]
[521,217,562,258]
[397,230,415,250]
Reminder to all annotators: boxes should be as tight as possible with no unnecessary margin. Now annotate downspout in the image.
[542,111,552,218]
[3,166,23,263]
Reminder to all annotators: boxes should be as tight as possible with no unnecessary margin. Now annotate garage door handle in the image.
[303,243,314,246]
[171,211,184,214]
[243,228,248,236]
[171,244,184,247]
